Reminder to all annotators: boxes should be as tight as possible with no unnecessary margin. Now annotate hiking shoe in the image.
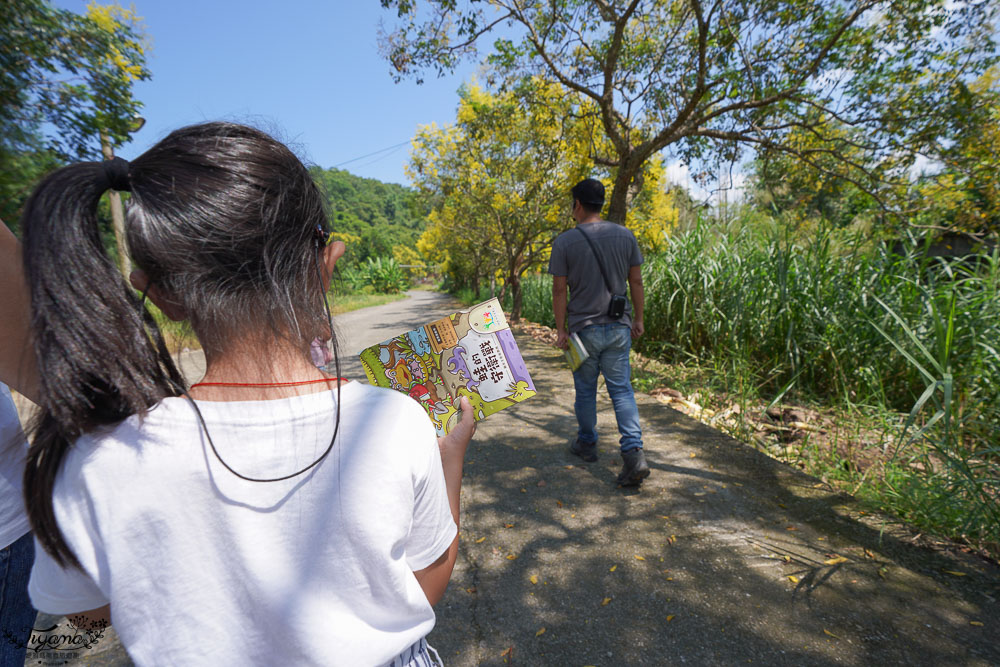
[570,439,598,462]
[617,448,651,486]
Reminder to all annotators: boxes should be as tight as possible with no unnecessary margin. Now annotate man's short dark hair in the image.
[572,178,605,214]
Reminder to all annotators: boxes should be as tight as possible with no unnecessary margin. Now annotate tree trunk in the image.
[472,273,481,300]
[508,271,523,320]
[606,155,640,224]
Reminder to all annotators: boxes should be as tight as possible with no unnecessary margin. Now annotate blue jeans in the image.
[573,323,643,452]
[1,532,37,665]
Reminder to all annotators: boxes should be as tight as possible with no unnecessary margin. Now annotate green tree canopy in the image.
[379,0,997,224]
[750,67,1000,239]
[1,0,150,228]
[2,0,150,160]
[909,68,1000,239]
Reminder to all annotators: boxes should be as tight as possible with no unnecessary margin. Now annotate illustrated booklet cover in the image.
[359,298,536,435]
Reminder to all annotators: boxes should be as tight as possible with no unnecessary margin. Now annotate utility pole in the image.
[99,117,144,278]
[100,129,130,278]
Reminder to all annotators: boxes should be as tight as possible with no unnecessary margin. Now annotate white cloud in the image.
[908,153,945,180]
[665,159,691,186]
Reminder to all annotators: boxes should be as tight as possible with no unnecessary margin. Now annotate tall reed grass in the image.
[513,215,999,551]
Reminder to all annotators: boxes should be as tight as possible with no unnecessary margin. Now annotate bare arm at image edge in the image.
[0,222,38,401]
[412,396,475,606]
[628,265,644,339]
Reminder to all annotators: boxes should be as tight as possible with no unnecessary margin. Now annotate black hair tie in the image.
[314,224,328,245]
[101,156,132,192]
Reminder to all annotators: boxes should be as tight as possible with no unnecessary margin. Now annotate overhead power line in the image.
[333,140,411,168]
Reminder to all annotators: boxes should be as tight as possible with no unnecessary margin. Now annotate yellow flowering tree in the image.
[84,2,150,145]
[411,80,685,313]
[751,68,1000,240]
[750,113,885,231]
[410,80,594,318]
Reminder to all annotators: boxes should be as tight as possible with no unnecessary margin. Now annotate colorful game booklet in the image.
[359,298,536,435]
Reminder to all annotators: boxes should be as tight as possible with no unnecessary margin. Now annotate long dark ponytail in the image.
[22,122,334,568]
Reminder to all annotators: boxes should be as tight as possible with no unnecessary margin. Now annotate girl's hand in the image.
[438,396,475,463]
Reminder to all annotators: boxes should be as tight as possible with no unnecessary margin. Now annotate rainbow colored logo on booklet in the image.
[359,298,536,435]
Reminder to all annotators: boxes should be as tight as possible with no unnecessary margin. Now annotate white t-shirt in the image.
[0,383,30,549]
[29,382,456,666]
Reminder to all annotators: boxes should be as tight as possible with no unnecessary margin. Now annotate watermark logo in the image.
[5,616,108,666]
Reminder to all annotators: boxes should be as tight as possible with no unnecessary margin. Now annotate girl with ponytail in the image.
[19,122,473,666]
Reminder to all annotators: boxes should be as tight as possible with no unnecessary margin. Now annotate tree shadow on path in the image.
[429,331,1000,666]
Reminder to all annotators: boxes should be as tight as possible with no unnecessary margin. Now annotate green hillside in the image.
[309,166,427,264]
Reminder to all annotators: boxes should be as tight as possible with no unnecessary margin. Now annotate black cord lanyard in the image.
[179,246,343,483]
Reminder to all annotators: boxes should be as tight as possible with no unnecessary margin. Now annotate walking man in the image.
[549,178,650,486]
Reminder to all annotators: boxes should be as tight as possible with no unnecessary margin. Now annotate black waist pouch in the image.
[607,293,628,319]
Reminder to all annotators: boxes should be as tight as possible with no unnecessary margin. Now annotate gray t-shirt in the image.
[548,221,643,334]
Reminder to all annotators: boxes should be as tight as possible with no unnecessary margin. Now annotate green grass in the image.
[329,291,407,314]
[452,286,505,307]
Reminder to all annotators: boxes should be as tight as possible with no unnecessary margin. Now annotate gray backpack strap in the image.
[575,227,615,295]
[575,227,628,319]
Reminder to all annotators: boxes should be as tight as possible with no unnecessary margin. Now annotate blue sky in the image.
[55,0,481,185]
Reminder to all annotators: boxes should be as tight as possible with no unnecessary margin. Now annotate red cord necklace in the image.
[190,377,346,389]
[182,248,345,484]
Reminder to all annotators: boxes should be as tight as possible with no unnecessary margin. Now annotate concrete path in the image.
[431,337,1000,666]
[29,290,1000,666]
